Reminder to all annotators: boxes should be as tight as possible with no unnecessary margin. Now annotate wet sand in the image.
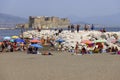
[0,51,120,80]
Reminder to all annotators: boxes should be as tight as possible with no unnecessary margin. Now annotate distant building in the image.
[16,23,29,29]
[29,16,70,29]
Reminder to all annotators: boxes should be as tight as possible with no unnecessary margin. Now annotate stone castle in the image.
[29,16,70,29]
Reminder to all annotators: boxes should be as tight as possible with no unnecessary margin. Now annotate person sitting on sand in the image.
[81,47,86,55]
[93,47,99,53]
[42,51,53,55]
[114,46,118,53]
[1,42,5,52]
[27,46,33,54]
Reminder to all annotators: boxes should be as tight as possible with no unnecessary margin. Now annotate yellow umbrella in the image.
[11,36,19,39]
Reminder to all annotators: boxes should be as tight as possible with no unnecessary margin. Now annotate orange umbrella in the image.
[81,40,93,44]
[0,42,3,45]
[30,39,41,43]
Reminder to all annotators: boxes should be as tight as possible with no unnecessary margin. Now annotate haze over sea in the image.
[0,27,120,37]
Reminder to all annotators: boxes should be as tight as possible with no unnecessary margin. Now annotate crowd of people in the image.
[67,24,106,33]
[0,41,25,52]
[0,24,120,56]
[68,41,119,55]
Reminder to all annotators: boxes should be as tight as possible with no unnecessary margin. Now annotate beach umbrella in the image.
[56,39,65,43]
[30,44,43,48]
[4,36,11,40]
[14,38,25,43]
[0,42,3,45]
[11,36,19,39]
[10,39,14,42]
[94,39,107,43]
[32,37,40,40]
[30,39,41,43]
[81,40,93,44]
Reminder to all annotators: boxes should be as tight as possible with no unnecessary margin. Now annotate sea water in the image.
[0,27,120,37]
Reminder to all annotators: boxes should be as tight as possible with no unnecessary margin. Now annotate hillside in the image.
[68,13,120,26]
[0,13,28,24]
[81,13,120,26]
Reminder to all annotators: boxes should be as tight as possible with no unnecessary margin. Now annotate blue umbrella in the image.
[4,36,11,40]
[14,38,25,43]
[56,39,65,43]
[30,44,43,48]
[10,39,14,42]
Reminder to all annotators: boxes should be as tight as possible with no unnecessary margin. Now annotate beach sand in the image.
[0,52,120,80]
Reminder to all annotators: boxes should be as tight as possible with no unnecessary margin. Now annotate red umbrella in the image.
[0,42,3,45]
[81,40,93,44]
[30,39,41,43]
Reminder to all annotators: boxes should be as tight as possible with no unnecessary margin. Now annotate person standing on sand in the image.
[68,25,70,31]
[84,24,89,31]
[76,24,80,32]
[91,24,94,30]
[1,42,5,52]
[71,24,74,32]
[84,24,87,31]
[75,42,79,54]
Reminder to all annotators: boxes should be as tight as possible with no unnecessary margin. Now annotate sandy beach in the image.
[0,52,120,80]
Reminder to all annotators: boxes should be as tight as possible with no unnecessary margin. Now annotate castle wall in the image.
[29,16,70,29]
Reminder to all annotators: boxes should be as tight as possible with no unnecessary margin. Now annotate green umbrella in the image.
[94,39,107,43]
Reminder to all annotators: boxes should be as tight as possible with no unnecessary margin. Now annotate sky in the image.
[0,0,120,18]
